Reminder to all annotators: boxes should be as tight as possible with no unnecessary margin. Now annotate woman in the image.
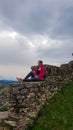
[17,60,45,82]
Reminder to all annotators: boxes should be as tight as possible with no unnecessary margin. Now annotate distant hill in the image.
[0,80,18,85]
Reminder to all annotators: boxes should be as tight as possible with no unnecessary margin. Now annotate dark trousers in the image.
[23,71,42,82]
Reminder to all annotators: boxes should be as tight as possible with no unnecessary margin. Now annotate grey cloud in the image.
[0,0,73,67]
[1,0,73,40]
[1,0,73,38]
[50,7,73,39]
[0,36,37,66]
[36,40,73,64]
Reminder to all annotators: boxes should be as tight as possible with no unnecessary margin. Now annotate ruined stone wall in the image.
[1,60,73,130]
[32,60,73,76]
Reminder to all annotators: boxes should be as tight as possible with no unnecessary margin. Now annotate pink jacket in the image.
[34,66,45,80]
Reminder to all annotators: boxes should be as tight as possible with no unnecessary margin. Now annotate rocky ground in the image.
[0,60,73,130]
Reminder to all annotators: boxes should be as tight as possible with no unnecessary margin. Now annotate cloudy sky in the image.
[0,0,73,79]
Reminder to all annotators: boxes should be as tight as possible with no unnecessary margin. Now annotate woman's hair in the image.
[38,60,43,65]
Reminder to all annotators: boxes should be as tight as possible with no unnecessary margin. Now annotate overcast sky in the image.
[0,0,73,79]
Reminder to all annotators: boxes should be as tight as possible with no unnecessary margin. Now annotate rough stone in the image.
[0,111,9,120]
[1,60,73,130]
[4,120,16,127]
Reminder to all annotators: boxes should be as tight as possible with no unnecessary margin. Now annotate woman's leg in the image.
[23,71,35,80]
[16,71,35,82]
[23,77,43,82]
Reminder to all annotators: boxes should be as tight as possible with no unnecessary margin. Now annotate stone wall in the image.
[32,60,73,77]
[1,60,73,130]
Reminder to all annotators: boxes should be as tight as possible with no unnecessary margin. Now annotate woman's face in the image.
[38,61,41,66]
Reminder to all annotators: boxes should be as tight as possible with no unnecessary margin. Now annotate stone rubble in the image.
[0,60,73,130]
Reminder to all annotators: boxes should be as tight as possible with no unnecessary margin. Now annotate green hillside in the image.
[0,86,9,111]
[28,82,73,130]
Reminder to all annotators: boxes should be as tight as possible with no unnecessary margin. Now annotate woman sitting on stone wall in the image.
[16,60,46,82]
